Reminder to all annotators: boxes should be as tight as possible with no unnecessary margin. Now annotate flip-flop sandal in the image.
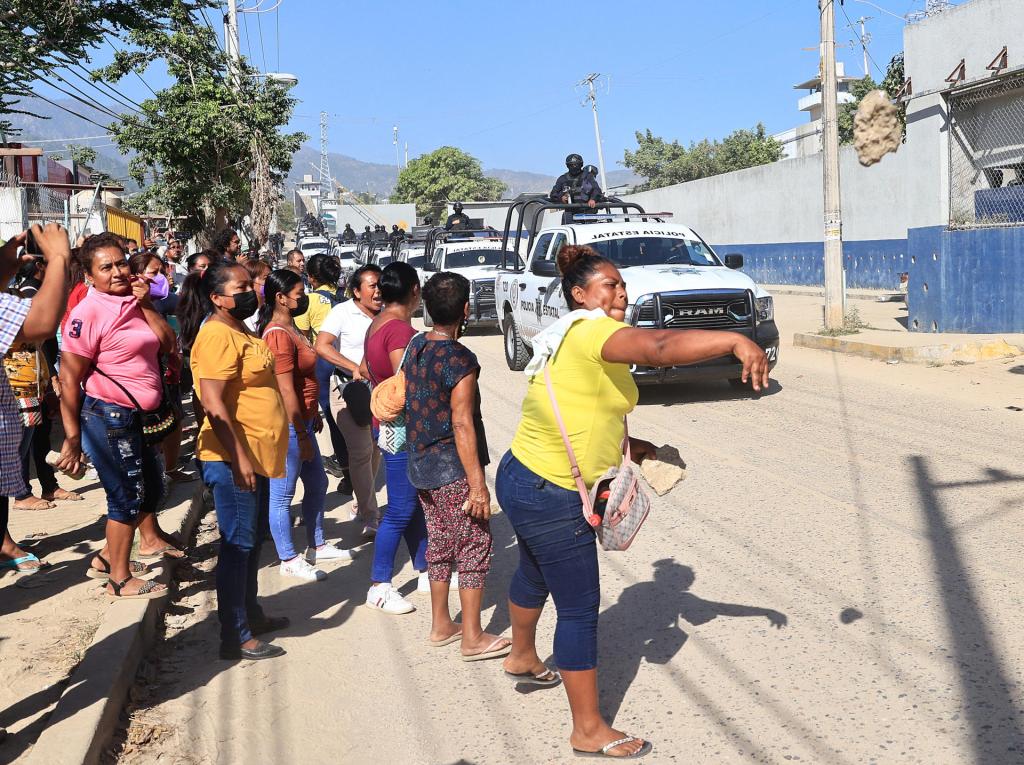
[86,553,148,580]
[504,666,562,686]
[0,553,51,572]
[460,636,512,662]
[42,489,83,502]
[106,576,168,600]
[427,631,463,647]
[572,737,653,759]
[136,544,189,561]
[12,497,55,511]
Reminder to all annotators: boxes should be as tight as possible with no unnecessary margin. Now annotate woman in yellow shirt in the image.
[497,245,770,760]
[191,261,290,662]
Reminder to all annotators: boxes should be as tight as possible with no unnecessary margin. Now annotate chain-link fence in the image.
[948,72,1024,229]
[24,184,71,226]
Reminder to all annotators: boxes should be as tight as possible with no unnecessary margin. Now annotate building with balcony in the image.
[773,61,859,160]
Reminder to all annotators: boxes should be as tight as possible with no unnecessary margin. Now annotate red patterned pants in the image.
[418,478,492,589]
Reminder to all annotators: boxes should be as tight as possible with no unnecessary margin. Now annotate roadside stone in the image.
[640,445,688,496]
[854,89,902,166]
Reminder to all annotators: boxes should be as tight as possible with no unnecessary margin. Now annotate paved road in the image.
[120,306,1024,765]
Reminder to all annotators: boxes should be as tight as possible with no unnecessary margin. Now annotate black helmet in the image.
[453,201,464,213]
[584,164,599,178]
[565,153,584,174]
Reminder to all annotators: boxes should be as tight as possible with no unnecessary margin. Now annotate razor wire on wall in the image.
[948,73,1024,228]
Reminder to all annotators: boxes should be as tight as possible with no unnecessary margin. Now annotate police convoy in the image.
[491,154,779,386]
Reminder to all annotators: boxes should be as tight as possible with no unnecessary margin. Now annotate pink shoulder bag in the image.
[544,367,651,551]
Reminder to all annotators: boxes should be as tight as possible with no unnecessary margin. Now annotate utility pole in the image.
[393,125,400,171]
[319,111,331,213]
[851,15,873,77]
[404,142,409,169]
[579,73,608,193]
[224,0,241,89]
[820,0,845,330]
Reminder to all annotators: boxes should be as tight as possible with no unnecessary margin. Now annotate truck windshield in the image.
[588,236,719,268]
[406,254,427,269]
[444,249,503,269]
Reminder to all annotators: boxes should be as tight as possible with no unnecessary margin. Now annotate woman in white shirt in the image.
[314,265,383,536]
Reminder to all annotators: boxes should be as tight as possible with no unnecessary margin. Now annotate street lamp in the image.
[247,72,299,87]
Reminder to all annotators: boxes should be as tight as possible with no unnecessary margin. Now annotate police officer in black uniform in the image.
[445,202,471,231]
[549,153,602,223]
[388,224,405,244]
[359,225,372,243]
[341,223,357,243]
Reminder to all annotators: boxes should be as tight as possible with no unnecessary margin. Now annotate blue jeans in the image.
[80,395,164,524]
[268,420,329,561]
[316,358,348,467]
[372,447,428,583]
[200,460,270,646]
[495,451,600,671]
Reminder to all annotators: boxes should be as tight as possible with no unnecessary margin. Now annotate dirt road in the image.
[112,312,1024,765]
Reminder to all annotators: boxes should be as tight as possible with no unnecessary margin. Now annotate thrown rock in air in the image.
[854,90,902,167]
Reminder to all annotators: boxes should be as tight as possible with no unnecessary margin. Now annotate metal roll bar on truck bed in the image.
[498,196,651,272]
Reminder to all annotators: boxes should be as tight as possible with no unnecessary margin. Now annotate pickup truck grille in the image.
[471,279,497,320]
[632,290,752,330]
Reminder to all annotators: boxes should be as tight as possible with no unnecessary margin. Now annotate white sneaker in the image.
[417,571,430,593]
[451,572,459,589]
[366,583,415,614]
[306,543,353,564]
[280,557,327,582]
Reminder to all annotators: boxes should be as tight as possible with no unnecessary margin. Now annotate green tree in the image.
[392,147,506,220]
[838,53,907,145]
[0,0,202,134]
[68,145,98,167]
[99,1,304,245]
[276,198,297,233]
[623,124,782,191]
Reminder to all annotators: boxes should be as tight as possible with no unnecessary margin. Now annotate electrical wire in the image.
[20,134,112,143]
[105,35,160,98]
[275,4,281,71]
[839,0,888,77]
[67,65,147,114]
[22,92,114,133]
[255,9,269,73]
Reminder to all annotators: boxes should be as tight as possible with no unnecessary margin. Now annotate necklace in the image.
[430,328,455,339]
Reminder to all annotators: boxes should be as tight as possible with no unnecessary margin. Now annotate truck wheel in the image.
[422,306,433,327]
[504,315,531,371]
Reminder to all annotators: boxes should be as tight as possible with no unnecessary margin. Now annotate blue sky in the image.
[45,0,943,173]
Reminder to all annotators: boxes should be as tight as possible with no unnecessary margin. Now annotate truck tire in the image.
[504,315,531,371]
[422,306,434,327]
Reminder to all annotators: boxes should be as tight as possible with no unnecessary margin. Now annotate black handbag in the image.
[341,379,373,428]
[91,365,180,447]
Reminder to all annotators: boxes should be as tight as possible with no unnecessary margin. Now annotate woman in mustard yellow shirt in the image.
[496,245,770,760]
[191,261,290,662]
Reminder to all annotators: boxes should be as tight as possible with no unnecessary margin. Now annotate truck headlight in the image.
[756,296,774,323]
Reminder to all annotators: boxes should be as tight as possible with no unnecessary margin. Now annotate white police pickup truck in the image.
[421,229,523,328]
[494,204,779,385]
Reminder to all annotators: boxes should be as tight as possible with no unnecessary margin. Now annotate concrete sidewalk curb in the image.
[24,486,207,765]
[793,331,1024,364]
[765,285,905,302]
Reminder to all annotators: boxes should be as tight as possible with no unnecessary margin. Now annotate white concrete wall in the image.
[0,187,27,241]
[329,202,416,233]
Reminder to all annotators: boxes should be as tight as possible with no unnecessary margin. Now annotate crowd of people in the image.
[0,221,770,759]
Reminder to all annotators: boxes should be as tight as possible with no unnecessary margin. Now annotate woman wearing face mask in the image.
[257,269,350,580]
[243,259,270,333]
[128,251,192,484]
[191,261,289,661]
[57,233,182,598]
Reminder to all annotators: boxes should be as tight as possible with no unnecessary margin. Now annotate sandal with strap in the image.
[136,544,189,561]
[106,576,168,600]
[573,737,653,759]
[12,497,55,511]
[86,553,149,580]
[0,553,50,572]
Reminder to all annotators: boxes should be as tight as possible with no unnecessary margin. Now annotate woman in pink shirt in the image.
[56,233,180,599]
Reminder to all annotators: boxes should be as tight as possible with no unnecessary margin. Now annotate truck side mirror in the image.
[724,253,744,269]
[532,258,558,277]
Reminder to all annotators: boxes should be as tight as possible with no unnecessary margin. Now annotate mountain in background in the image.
[8,98,640,200]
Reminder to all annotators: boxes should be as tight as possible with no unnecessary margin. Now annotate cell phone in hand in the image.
[24,229,41,256]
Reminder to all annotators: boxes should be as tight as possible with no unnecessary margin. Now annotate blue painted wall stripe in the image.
[717,239,908,290]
